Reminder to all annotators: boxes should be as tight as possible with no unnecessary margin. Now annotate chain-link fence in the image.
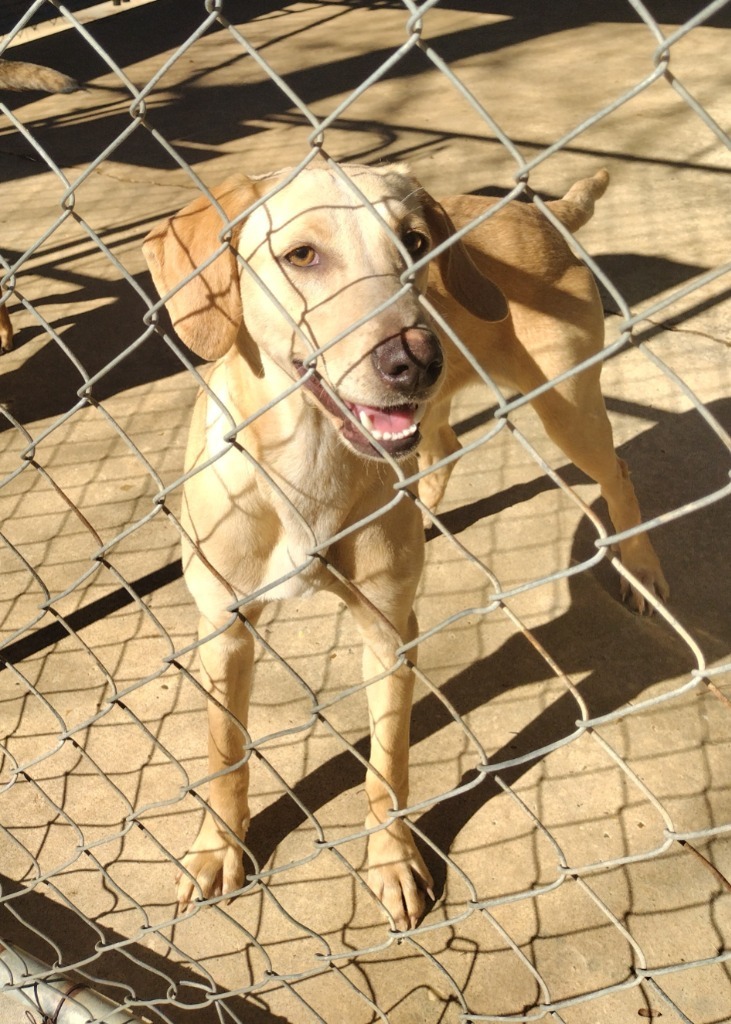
[1,1,730,1022]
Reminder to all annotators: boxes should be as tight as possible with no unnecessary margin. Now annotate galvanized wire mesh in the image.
[1,1,730,1022]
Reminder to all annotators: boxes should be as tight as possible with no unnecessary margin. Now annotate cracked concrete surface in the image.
[1,2,729,1022]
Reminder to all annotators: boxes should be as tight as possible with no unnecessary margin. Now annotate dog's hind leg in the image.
[530,366,669,613]
[0,299,13,353]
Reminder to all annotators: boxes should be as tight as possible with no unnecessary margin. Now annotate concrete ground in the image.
[1,1,729,1022]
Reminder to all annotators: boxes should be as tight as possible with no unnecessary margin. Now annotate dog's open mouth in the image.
[294,361,423,459]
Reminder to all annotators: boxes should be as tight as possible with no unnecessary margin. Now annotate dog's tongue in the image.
[350,403,415,434]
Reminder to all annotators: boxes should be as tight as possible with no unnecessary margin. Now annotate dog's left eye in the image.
[402,230,429,257]
[284,245,318,267]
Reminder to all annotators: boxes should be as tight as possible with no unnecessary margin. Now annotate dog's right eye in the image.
[284,245,318,267]
[402,230,429,257]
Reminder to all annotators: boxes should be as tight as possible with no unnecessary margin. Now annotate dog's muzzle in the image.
[294,327,443,460]
[370,328,443,394]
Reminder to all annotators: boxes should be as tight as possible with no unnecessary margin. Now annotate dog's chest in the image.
[192,372,375,606]
[260,518,330,602]
[256,452,358,602]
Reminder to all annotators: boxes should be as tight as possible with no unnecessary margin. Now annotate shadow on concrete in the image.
[415,400,730,894]
[244,399,731,889]
[5,0,727,183]
[0,872,289,1024]
[0,259,191,430]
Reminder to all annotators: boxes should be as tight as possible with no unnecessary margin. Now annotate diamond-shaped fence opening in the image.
[1,1,730,1022]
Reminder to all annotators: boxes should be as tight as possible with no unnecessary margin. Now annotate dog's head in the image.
[143,162,507,460]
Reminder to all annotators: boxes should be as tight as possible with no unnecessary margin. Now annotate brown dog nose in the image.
[371,327,443,395]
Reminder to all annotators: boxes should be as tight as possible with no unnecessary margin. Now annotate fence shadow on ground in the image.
[2,395,727,1020]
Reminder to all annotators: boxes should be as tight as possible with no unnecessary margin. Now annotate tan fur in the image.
[0,298,12,353]
[0,58,79,94]
[143,163,668,930]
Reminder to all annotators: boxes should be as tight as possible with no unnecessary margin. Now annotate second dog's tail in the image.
[0,58,80,94]
[547,169,610,232]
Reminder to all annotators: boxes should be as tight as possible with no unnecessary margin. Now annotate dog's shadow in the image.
[246,396,730,899]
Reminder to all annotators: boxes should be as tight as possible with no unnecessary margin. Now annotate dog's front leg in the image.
[176,613,255,912]
[416,395,462,523]
[348,602,434,931]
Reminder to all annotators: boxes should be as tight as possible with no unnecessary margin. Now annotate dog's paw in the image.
[619,538,670,615]
[175,834,245,913]
[367,825,434,931]
[620,568,670,615]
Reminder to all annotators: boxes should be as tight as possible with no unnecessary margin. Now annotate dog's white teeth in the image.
[413,405,425,425]
[373,423,418,443]
[355,408,419,444]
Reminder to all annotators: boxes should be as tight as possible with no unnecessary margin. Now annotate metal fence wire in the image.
[1,0,730,1021]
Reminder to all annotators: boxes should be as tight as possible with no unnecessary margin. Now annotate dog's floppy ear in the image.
[143,175,260,360]
[420,191,508,323]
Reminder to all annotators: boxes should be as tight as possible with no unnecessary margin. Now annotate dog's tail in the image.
[547,169,610,232]
[0,57,81,94]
